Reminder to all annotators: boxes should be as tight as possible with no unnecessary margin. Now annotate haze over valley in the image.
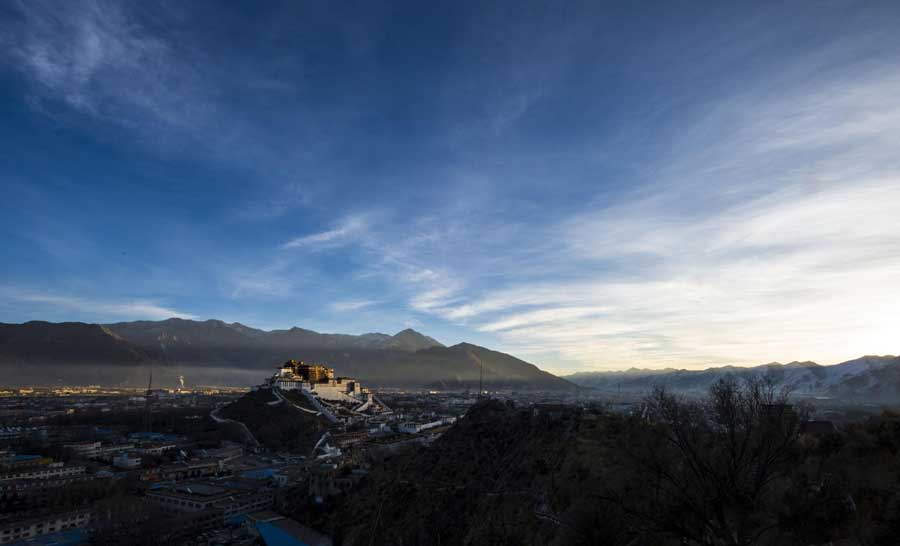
[1,318,896,403]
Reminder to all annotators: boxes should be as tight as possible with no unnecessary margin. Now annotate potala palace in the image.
[268,360,367,403]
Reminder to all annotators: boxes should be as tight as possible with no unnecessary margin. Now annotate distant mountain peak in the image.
[389,329,444,352]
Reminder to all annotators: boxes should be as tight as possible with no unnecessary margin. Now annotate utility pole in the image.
[467,350,485,400]
[477,354,484,400]
[144,371,153,433]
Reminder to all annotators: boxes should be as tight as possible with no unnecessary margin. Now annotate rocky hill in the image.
[217,388,332,452]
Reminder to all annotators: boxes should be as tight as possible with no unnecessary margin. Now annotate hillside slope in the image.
[0,321,158,386]
[334,400,581,546]
[217,388,332,452]
[330,397,900,545]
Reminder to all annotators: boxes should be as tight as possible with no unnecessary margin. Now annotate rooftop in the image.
[173,483,227,497]
[7,529,87,546]
[256,517,332,546]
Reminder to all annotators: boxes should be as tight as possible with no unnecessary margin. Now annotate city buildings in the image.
[397,417,457,434]
[0,362,474,545]
[0,463,85,483]
[0,510,90,545]
[146,481,275,522]
[247,511,333,546]
[61,442,100,459]
[112,454,141,469]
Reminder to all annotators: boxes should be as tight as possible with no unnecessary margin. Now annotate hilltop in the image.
[217,388,333,452]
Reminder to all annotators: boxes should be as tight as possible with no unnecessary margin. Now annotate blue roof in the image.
[8,529,87,546]
[227,514,248,526]
[13,454,41,461]
[128,432,177,441]
[256,522,307,546]
[256,521,331,546]
[240,468,277,480]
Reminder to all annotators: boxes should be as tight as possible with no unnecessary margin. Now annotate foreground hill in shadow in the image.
[330,386,900,546]
[334,399,580,545]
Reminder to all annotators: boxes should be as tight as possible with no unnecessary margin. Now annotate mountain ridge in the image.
[0,319,572,391]
[105,318,445,354]
[565,355,900,401]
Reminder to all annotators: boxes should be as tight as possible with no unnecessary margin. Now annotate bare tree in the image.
[608,376,807,545]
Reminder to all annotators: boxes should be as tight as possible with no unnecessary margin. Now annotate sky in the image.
[1,0,899,374]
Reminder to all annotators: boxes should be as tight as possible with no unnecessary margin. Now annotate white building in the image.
[0,510,90,544]
[136,444,176,456]
[0,462,85,482]
[397,417,457,434]
[113,453,142,469]
[62,441,101,459]
[0,427,23,442]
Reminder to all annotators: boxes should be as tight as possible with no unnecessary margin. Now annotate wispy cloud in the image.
[478,306,612,333]
[329,300,378,312]
[3,290,195,321]
[7,1,211,138]
[227,258,299,299]
[228,215,373,301]
[229,275,295,299]
[579,99,889,366]
[234,48,900,372]
[282,215,369,250]
[2,0,327,222]
[370,64,900,371]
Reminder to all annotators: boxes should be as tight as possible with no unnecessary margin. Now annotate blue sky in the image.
[2,1,899,374]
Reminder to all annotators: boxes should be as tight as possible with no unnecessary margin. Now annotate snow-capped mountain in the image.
[565,355,900,401]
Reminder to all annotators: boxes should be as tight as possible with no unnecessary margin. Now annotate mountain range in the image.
[0,319,573,390]
[3,318,896,399]
[564,355,900,402]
